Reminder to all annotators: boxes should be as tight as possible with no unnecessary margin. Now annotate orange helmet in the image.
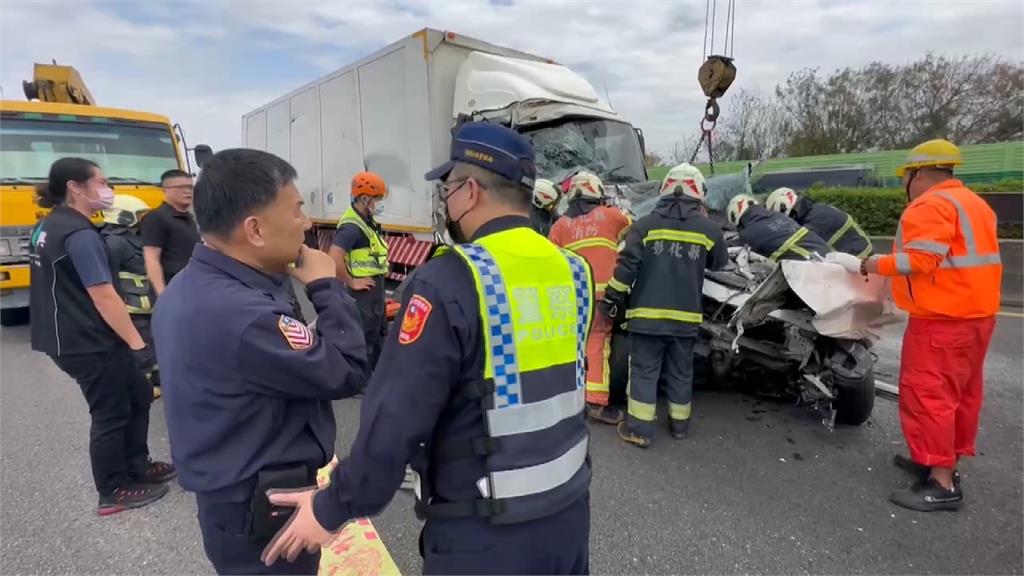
[351,171,386,198]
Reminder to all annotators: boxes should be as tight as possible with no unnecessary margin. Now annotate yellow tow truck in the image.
[0,63,209,325]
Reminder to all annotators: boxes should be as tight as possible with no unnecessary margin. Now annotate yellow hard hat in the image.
[895,139,963,177]
[102,194,150,227]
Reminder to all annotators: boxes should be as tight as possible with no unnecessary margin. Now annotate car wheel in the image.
[833,368,875,425]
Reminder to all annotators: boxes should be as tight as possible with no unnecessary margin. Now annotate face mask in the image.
[441,181,470,244]
[89,186,115,211]
[372,201,385,216]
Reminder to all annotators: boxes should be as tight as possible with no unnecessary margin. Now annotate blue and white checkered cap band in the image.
[561,250,590,390]
[459,244,521,408]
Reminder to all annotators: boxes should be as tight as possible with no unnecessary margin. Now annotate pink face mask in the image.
[88,186,115,211]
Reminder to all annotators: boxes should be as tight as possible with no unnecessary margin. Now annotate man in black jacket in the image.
[765,187,872,257]
[605,164,727,447]
[727,194,832,261]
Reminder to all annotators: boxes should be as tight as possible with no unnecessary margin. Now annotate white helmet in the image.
[660,163,706,202]
[567,170,605,200]
[727,194,758,227]
[766,187,799,216]
[532,178,560,210]
[102,194,150,227]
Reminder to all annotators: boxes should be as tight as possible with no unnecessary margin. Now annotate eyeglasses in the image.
[439,178,469,200]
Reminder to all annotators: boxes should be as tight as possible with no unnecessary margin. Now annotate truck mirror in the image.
[194,145,214,168]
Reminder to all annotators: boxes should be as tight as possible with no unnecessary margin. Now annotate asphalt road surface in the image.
[2,313,1021,575]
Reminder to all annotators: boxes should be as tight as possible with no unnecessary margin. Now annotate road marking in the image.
[317,458,400,576]
[997,309,1024,318]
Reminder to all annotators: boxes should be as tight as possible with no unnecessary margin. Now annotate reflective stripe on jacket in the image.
[738,205,832,262]
[792,197,873,257]
[337,206,389,277]
[425,227,594,524]
[877,179,1002,318]
[549,203,630,298]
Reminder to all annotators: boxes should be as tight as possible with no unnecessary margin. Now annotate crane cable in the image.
[691,0,738,173]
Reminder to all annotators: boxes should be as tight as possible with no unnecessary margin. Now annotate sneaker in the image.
[97,481,169,516]
[587,404,625,425]
[669,419,690,440]
[617,422,651,449]
[135,460,177,484]
[890,478,963,512]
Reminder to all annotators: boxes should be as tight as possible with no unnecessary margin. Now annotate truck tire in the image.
[833,368,875,426]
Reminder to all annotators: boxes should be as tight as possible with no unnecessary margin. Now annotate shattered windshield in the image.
[522,118,646,185]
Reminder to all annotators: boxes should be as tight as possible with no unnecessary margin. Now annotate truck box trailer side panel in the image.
[245,111,267,150]
[320,70,365,221]
[289,86,323,218]
[266,101,290,166]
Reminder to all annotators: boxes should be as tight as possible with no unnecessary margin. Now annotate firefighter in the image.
[549,170,631,424]
[100,195,161,398]
[827,139,1002,512]
[328,171,389,375]
[766,187,873,257]
[727,194,832,261]
[260,122,593,574]
[530,178,561,236]
[605,163,727,447]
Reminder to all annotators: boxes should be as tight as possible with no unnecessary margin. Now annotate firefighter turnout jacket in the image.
[876,179,1002,319]
[791,196,873,257]
[738,205,832,261]
[607,197,727,337]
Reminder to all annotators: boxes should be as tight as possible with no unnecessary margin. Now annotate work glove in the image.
[599,294,624,323]
[824,251,863,274]
[132,346,157,374]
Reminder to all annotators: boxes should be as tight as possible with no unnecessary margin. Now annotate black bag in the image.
[247,465,313,542]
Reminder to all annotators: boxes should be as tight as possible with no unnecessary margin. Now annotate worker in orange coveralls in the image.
[548,170,631,425]
[826,139,1002,512]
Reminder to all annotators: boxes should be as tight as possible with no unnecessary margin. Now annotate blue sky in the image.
[2,0,1021,158]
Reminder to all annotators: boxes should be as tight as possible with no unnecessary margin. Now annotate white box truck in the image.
[241,28,648,280]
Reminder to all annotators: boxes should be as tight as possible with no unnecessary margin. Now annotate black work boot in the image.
[890,478,963,512]
[617,422,652,449]
[587,404,625,425]
[97,481,169,516]
[668,419,690,440]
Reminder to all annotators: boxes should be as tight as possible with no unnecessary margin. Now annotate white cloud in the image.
[2,0,1022,163]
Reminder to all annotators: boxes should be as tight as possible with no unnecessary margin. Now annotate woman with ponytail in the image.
[29,157,175,516]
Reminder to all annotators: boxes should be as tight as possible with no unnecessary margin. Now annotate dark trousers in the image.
[197,496,321,575]
[420,493,590,575]
[53,347,152,495]
[130,314,159,386]
[626,333,695,439]
[350,280,386,374]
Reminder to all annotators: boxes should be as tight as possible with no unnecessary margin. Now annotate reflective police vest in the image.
[102,231,153,314]
[421,227,593,525]
[336,206,388,277]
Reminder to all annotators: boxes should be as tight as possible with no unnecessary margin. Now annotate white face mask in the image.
[371,200,385,216]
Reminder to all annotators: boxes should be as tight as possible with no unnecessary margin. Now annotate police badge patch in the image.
[399,295,432,345]
[278,315,314,350]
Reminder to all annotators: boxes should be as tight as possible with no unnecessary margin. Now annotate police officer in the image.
[261,122,594,575]
[30,158,173,516]
[727,194,832,261]
[328,171,389,373]
[529,178,561,236]
[153,149,368,575]
[765,187,873,257]
[605,164,727,446]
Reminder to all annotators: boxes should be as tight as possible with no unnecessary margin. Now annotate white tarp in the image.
[780,260,903,340]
